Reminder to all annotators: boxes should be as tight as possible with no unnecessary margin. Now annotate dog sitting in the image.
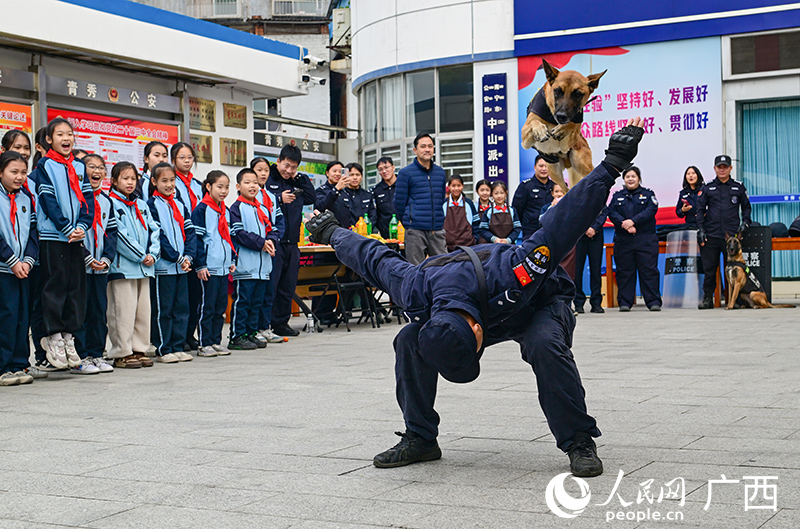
[725,236,794,309]
[521,60,605,190]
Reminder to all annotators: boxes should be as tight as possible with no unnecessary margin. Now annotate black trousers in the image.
[75,274,108,358]
[231,279,267,338]
[152,274,190,355]
[40,240,86,336]
[614,233,662,308]
[199,275,228,347]
[271,242,300,326]
[0,274,29,374]
[28,265,46,362]
[185,272,202,343]
[574,234,604,309]
[700,236,727,298]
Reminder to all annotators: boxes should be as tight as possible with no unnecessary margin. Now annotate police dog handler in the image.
[307,118,646,478]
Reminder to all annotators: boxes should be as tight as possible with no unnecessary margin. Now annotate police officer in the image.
[574,207,608,314]
[696,155,751,309]
[315,160,351,227]
[372,156,397,239]
[306,117,648,478]
[512,154,556,238]
[675,166,704,228]
[607,166,662,311]
[340,162,376,228]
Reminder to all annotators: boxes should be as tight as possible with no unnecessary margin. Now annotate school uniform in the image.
[74,189,117,359]
[24,168,46,363]
[36,152,94,336]
[230,194,283,340]
[442,195,479,252]
[0,186,38,375]
[254,188,284,331]
[192,196,235,347]
[107,191,160,359]
[148,192,196,356]
[174,170,204,346]
[478,204,522,244]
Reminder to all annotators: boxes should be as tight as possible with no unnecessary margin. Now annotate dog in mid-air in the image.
[521,60,606,190]
[725,236,794,309]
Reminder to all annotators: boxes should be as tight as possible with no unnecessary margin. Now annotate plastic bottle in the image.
[389,214,398,240]
[306,313,314,333]
[397,221,405,243]
[355,216,367,236]
[364,213,372,235]
[299,220,306,246]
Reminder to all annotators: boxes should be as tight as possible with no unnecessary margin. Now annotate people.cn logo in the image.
[545,473,592,519]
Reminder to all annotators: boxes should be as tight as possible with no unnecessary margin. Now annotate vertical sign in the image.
[482,73,508,185]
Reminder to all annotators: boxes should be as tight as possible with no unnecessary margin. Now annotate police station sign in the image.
[482,73,509,185]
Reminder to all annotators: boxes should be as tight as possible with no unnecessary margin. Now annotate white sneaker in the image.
[62,334,81,368]
[12,371,33,384]
[70,358,100,375]
[0,372,20,386]
[212,344,231,356]
[41,334,68,370]
[261,328,287,343]
[175,351,193,362]
[145,344,158,357]
[197,346,218,357]
[91,357,114,373]
[157,353,180,363]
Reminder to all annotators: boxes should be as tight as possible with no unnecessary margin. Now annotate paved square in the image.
[1,302,798,528]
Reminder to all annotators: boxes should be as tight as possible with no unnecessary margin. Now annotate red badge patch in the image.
[514,263,532,286]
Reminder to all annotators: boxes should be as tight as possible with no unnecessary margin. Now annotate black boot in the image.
[373,431,442,468]
[272,322,300,337]
[698,296,714,310]
[567,432,603,477]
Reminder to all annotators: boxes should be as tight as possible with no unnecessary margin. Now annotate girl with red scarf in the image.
[477,181,522,245]
[191,170,236,357]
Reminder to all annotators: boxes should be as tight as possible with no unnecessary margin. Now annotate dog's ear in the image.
[542,60,560,85]
[587,70,607,91]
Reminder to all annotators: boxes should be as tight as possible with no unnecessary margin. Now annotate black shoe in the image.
[574,305,585,314]
[648,305,662,312]
[567,432,603,477]
[619,305,631,312]
[698,296,714,309]
[272,322,300,337]
[373,431,442,468]
[590,306,605,314]
[229,335,256,350]
[185,336,200,351]
[248,333,267,349]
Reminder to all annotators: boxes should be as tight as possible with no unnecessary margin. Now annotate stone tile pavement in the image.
[1,301,799,528]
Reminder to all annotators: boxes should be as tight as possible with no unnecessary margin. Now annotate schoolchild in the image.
[171,142,204,351]
[72,154,116,374]
[0,151,38,386]
[229,167,284,350]
[36,118,94,370]
[474,179,494,244]
[250,156,285,344]
[539,184,566,220]
[192,170,236,357]
[478,181,521,244]
[107,161,160,368]
[147,162,196,363]
[442,174,478,252]
[137,141,169,200]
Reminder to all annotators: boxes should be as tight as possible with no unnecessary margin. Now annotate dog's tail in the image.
[768,304,796,308]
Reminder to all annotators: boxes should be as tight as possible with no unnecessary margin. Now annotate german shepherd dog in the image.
[521,60,606,190]
[725,236,794,309]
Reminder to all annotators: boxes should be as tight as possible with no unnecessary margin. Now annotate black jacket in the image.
[512,176,555,238]
[265,165,315,244]
[675,187,701,227]
[607,186,658,238]
[696,177,751,239]
[372,179,397,239]
[315,182,350,228]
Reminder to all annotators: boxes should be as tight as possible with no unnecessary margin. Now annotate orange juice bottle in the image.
[299,220,306,246]
[355,216,367,236]
[397,221,405,243]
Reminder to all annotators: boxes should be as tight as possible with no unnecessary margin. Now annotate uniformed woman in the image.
[675,165,704,228]
[608,166,662,311]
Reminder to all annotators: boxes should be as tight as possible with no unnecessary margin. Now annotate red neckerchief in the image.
[45,150,87,208]
[153,190,185,240]
[175,170,198,210]
[8,191,17,232]
[450,195,463,207]
[479,202,491,212]
[494,204,508,212]
[237,195,272,232]
[109,190,146,229]
[201,195,235,253]
[92,189,103,245]
[260,187,273,211]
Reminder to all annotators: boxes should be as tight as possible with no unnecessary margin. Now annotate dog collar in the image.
[527,88,585,126]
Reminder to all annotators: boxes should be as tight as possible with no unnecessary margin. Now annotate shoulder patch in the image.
[652,196,658,205]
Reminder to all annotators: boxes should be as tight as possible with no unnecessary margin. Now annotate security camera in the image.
[301,75,327,86]
[303,55,327,67]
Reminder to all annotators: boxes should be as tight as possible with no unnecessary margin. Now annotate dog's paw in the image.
[549,124,569,141]
[531,126,550,143]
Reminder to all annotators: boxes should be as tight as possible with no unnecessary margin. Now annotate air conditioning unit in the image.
[331,8,350,48]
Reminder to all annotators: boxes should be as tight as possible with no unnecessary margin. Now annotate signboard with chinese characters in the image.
[190,134,213,164]
[189,97,216,132]
[254,132,336,156]
[220,137,247,166]
[48,108,179,183]
[0,102,33,143]
[517,37,722,223]
[482,73,509,185]
[223,103,247,129]
[46,75,180,113]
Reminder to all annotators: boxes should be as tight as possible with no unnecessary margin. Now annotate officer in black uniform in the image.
[696,155,751,309]
[372,156,398,239]
[340,162,376,228]
[607,166,662,311]
[315,160,351,227]
[512,154,556,238]
[574,207,608,313]
[306,117,648,478]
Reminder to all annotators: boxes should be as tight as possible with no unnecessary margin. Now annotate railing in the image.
[272,0,326,17]
[189,0,243,19]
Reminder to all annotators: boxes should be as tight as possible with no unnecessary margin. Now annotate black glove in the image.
[738,220,750,235]
[306,210,340,245]
[697,229,707,246]
[603,124,645,172]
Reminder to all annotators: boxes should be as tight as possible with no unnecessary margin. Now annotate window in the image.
[731,31,800,75]
[380,76,403,141]
[405,71,435,137]
[364,149,378,189]
[440,138,474,198]
[364,81,378,145]
[381,144,402,169]
[438,64,474,133]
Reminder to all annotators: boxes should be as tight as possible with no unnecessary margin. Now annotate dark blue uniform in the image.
[326,162,622,451]
[675,187,701,227]
[265,164,316,327]
[512,176,555,238]
[696,177,751,299]
[341,187,376,228]
[372,179,397,239]
[607,186,662,309]
[315,182,350,228]
[574,207,607,311]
